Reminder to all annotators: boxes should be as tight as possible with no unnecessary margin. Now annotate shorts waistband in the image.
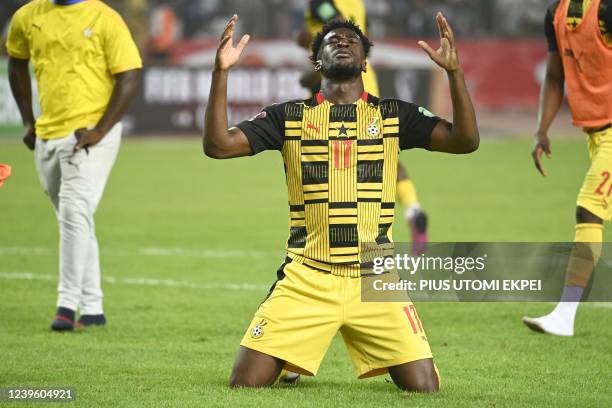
[585,123,611,133]
[286,253,362,278]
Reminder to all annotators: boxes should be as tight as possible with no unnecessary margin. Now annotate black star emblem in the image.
[337,123,349,136]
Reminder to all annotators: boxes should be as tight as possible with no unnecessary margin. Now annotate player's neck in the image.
[320,76,365,105]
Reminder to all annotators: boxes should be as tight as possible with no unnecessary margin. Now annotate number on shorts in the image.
[403,305,423,334]
[595,171,612,196]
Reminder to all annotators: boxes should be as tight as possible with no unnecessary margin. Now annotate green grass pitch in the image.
[0,136,610,407]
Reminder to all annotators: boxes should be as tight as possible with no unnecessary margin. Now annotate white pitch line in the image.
[0,272,55,281]
[0,272,268,292]
[583,302,612,310]
[135,247,274,258]
[0,247,53,255]
[0,272,610,307]
[0,246,276,258]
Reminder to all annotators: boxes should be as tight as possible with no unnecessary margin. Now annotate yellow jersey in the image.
[237,92,441,277]
[305,0,380,96]
[6,0,142,139]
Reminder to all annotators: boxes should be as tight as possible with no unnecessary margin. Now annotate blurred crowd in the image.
[2,0,550,58]
[143,0,550,40]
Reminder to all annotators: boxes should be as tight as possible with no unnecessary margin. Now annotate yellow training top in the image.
[6,0,142,139]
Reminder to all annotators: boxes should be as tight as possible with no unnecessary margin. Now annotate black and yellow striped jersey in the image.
[237,92,442,277]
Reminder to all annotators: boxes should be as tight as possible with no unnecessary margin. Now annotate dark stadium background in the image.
[0,0,574,137]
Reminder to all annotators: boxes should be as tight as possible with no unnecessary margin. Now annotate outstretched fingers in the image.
[439,13,455,44]
[418,40,437,60]
[236,34,250,54]
[532,147,547,177]
[219,35,232,49]
[220,14,238,42]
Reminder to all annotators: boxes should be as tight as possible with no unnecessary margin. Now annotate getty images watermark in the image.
[360,243,612,302]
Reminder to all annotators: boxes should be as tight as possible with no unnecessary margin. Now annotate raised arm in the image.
[203,15,252,159]
[73,69,141,153]
[8,56,36,150]
[418,12,479,154]
[532,52,564,177]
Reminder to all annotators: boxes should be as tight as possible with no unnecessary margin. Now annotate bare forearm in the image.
[448,69,479,152]
[95,69,140,135]
[203,15,253,158]
[203,69,236,157]
[536,75,564,135]
[8,57,35,126]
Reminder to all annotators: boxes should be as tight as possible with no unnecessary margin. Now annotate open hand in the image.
[418,12,460,72]
[532,132,552,177]
[215,15,250,71]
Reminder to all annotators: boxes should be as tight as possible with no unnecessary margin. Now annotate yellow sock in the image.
[397,179,419,207]
[566,223,603,288]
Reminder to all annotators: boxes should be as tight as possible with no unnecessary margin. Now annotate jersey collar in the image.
[53,0,87,5]
[315,91,369,105]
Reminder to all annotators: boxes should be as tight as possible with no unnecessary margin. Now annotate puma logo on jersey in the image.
[307,123,320,133]
[83,28,93,38]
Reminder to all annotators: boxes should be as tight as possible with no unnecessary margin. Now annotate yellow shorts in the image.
[240,259,433,379]
[577,126,612,221]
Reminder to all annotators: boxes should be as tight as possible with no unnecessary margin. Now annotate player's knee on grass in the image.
[229,346,285,388]
[575,206,603,224]
[388,358,439,393]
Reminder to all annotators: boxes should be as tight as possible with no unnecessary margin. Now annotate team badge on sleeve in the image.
[250,319,268,339]
[418,106,435,118]
[249,111,267,121]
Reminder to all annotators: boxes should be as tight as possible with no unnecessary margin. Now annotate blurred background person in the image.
[523,0,612,337]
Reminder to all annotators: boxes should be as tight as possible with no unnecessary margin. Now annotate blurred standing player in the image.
[204,14,478,390]
[297,0,430,255]
[523,0,612,336]
[7,0,142,331]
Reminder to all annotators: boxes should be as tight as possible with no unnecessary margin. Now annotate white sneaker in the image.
[522,314,574,337]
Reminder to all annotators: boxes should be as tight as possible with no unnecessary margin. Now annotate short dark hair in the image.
[310,19,373,63]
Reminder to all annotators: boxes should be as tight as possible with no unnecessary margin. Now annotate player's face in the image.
[319,28,366,80]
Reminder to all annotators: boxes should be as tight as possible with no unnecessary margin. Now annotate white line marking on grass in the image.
[0,247,53,255]
[0,272,610,304]
[0,247,276,258]
[135,247,273,258]
[584,302,612,310]
[0,272,268,292]
[0,272,55,281]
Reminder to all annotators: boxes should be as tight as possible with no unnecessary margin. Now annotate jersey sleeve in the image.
[236,104,285,155]
[309,0,341,23]
[103,10,143,74]
[545,2,559,52]
[6,7,30,59]
[601,0,612,36]
[397,101,441,150]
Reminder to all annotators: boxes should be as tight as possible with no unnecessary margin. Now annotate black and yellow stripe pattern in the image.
[281,93,402,277]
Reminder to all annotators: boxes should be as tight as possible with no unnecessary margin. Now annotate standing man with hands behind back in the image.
[7,0,142,331]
